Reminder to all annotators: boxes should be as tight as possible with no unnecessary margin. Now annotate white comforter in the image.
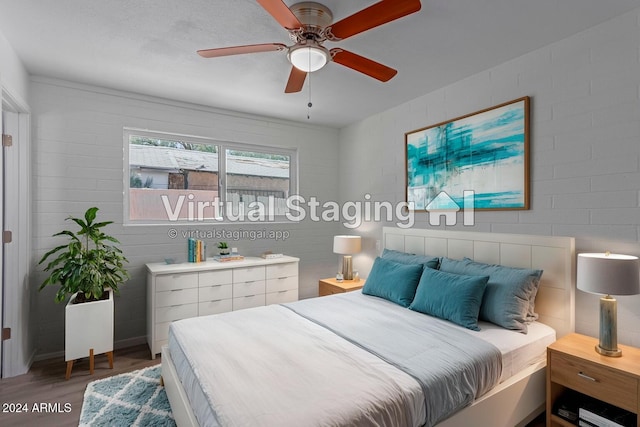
[170,304,426,427]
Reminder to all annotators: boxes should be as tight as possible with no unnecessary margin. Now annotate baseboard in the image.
[114,336,147,350]
[33,335,147,362]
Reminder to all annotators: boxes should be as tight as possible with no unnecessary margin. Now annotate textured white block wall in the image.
[0,30,29,103]
[338,8,640,346]
[30,78,340,356]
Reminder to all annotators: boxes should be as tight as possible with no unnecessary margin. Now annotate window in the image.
[124,129,297,224]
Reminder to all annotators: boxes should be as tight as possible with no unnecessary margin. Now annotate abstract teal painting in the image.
[406,97,530,211]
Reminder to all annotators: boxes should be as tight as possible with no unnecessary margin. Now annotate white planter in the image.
[65,290,114,362]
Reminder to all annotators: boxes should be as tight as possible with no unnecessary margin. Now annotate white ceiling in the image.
[1,0,640,128]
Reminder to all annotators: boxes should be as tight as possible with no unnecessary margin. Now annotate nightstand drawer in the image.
[319,282,343,296]
[550,352,638,412]
[318,278,365,296]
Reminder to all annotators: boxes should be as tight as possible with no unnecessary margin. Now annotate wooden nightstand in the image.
[318,277,364,296]
[547,333,640,427]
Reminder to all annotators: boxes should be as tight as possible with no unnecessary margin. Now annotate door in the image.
[1,109,26,378]
[0,94,31,378]
[2,109,24,378]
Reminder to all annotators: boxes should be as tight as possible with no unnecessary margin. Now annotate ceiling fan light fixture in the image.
[288,44,329,72]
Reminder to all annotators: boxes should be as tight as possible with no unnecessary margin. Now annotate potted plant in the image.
[218,241,230,255]
[38,207,129,379]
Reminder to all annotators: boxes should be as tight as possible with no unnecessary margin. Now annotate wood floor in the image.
[0,344,158,427]
[0,344,548,426]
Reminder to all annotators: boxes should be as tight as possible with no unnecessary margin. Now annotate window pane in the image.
[225,149,290,217]
[129,134,220,221]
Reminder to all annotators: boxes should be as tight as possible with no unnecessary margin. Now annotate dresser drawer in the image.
[199,270,232,287]
[233,266,265,283]
[199,284,232,302]
[156,272,198,292]
[155,321,172,341]
[550,352,639,412]
[266,262,298,279]
[156,303,198,323]
[233,294,265,311]
[266,289,298,305]
[199,299,233,316]
[156,288,198,308]
[233,280,265,298]
[266,276,297,293]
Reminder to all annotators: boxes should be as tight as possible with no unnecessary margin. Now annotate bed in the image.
[162,228,576,427]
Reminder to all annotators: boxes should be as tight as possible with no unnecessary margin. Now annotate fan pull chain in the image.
[307,74,312,119]
[307,48,312,120]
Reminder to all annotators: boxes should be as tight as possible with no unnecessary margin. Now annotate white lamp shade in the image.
[288,45,329,72]
[333,235,361,255]
[577,253,640,296]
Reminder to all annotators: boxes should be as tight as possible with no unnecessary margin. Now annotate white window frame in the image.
[123,128,298,225]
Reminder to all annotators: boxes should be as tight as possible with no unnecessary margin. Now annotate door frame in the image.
[1,87,32,378]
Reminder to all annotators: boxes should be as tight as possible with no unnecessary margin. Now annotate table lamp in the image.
[577,252,640,357]
[333,235,361,280]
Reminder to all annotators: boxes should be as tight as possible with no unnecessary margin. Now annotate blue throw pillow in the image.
[439,257,543,333]
[409,268,489,331]
[362,257,424,307]
[381,248,440,269]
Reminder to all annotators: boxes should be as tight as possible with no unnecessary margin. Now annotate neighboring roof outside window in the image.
[129,144,289,178]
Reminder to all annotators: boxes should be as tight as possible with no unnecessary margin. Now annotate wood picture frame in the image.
[405,96,530,211]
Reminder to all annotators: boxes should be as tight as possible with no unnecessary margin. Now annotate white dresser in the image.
[146,256,299,359]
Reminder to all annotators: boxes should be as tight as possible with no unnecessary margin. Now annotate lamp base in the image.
[597,295,622,357]
[342,255,353,280]
[595,345,622,357]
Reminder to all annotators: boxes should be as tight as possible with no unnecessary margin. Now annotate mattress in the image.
[462,320,556,382]
[167,291,555,426]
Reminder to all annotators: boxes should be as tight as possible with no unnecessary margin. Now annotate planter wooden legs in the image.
[65,360,73,380]
[65,349,115,380]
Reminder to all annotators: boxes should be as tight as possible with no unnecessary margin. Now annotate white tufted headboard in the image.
[382,227,576,338]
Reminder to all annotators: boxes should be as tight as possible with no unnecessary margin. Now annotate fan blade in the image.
[326,0,421,41]
[197,43,286,58]
[285,66,307,93]
[257,0,303,30]
[330,48,397,82]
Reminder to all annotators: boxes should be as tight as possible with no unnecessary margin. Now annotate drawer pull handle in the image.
[278,276,288,280]
[171,289,183,292]
[577,372,597,382]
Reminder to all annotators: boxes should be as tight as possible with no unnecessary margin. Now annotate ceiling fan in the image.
[197,0,422,93]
